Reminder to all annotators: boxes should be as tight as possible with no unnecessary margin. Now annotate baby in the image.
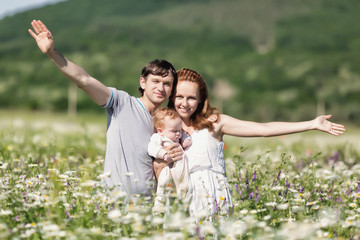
[148,107,191,211]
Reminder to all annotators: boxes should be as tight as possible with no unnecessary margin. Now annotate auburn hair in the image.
[153,107,181,130]
[168,68,219,131]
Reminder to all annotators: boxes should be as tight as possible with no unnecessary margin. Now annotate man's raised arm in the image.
[28,20,110,106]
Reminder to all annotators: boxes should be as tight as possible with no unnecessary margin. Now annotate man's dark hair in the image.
[138,59,177,96]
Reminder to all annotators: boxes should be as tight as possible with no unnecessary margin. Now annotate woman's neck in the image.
[182,120,195,134]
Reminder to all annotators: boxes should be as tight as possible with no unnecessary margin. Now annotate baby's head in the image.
[153,108,182,142]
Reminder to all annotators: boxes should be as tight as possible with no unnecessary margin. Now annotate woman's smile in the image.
[174,81,200,121]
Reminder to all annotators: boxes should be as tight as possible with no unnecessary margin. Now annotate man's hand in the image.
[28,20,54,54]
[153,143,183,179]
[164,142,183,162]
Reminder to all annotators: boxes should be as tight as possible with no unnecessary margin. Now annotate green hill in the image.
[0,0,359,123]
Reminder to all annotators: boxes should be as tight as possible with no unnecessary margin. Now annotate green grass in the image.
[0,110,359,239]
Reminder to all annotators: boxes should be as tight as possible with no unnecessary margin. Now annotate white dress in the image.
[185,129,233,218]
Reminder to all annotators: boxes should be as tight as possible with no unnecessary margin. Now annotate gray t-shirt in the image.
[102,88,155,196]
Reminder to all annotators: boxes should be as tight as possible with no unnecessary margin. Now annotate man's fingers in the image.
[32,20,45,34]
[31,20,41,34]
[39,20,49,32]
[28,29,37,39]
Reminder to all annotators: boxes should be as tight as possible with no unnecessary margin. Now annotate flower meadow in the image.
[0,112,359,239]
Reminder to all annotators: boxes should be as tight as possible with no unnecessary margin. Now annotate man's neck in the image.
[138,97,159,116]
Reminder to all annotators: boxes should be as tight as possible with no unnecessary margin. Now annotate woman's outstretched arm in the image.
[217,114,345,138]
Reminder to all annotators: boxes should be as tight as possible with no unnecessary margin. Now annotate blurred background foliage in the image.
[0,0,359,124]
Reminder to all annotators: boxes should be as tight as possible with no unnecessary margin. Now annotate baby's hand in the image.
[182,138,192,150]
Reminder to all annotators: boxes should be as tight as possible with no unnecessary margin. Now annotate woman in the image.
[155,68,346,218]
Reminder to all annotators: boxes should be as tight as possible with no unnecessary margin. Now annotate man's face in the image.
[140,73,173,107]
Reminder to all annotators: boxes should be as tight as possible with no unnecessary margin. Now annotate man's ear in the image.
[140,77,146,90]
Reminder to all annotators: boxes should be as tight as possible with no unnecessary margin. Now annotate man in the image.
[28,20,182,195]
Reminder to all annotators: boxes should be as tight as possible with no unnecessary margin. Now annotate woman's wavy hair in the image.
[168,68,219,131]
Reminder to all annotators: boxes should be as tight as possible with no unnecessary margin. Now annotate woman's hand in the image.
[313,115,346,135]
[28,20,54,54]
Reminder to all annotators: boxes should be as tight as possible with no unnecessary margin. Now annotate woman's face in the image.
[173,81,200,121]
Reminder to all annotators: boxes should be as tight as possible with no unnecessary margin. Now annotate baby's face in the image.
[159,117,182,142]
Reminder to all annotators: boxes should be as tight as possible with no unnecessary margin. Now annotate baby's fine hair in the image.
[153,107,181,130]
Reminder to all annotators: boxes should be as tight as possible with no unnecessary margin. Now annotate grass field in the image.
[0,110,359,239]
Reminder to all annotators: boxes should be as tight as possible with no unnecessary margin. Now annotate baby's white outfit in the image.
[148,133,191,210]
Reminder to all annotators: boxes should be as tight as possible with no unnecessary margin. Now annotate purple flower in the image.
[286,178,290,188]
[235,184,240,193]
[249,192,254,199]
[346,187,353,196]
[65,210,70,218]
[252,171,257,182]
[214,197,219,212]
[196,226,204,240]
[277,170,282,181]
[255,193,259,202]
[245,170,249,185]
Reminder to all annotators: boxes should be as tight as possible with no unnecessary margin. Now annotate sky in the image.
[0,0,64,19]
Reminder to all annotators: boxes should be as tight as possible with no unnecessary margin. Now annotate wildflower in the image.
[311,205,320,210]
[276,203,289,210]
[306,201,318,206]
[59,174,69,180]
[81,180,98,187]
[240,209,248,215]
[199,222,217,236]
[265,202,276,207]
[0,163,8,169]
[250,210,257,214]
[108,209,122,221]
[277,170,282,180]
[271,186,284,191]
[97,171,111,179]
[249,192,254,199]
[349,202,356,208]
[291,206,304,213]
[252,170,257,182]
[0,209,12,216]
